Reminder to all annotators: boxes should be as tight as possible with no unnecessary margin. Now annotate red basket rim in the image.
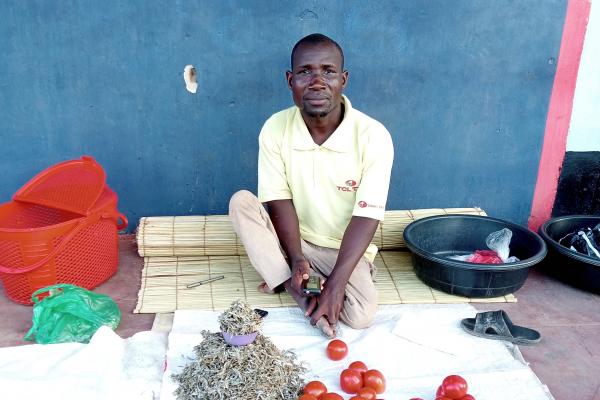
[0,210,85,234]
[12,156,106,215]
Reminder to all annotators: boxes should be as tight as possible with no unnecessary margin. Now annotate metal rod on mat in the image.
[186,275,225,289]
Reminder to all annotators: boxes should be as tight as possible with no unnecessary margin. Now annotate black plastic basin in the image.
[539,215,600,293]
[403,215,547,297]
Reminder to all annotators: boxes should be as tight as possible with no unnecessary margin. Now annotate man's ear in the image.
[341,70,349,89]
[286,70,293,90]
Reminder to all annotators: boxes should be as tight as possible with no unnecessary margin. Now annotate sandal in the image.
[460,310,541,345]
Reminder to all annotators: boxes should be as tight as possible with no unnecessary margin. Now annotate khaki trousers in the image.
[228,190,378,329]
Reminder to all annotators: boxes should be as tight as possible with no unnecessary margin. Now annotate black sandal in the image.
[460,310,541,345]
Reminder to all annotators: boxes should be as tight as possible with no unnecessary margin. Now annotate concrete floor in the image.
[1,235,599,400]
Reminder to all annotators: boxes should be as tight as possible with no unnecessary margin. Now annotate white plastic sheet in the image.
[0,327,167,400]
[161,304,553,400]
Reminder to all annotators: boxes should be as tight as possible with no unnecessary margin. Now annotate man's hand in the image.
[291,258,310,294]
[304,216,380,331]
[305,278,345,328]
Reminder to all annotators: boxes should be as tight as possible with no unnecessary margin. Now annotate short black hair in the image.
[290,33,344,70]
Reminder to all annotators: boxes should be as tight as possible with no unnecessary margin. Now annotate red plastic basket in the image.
[0,156,127,304]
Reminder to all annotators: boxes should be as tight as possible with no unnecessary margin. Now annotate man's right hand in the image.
[291,258,310,294]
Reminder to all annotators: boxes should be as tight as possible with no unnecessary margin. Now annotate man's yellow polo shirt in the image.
[257,95,394,262]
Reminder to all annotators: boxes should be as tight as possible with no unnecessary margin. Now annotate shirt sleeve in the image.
[257,119,292,202]
[352,123,394,220]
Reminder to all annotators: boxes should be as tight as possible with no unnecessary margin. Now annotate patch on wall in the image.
[553,151,600,216]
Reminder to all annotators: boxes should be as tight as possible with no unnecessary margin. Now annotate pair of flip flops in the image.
[461,310,541,345]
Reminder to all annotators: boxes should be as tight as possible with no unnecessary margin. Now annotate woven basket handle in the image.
[116,212,128,231]
[102,210,128,231]
[0,216,97,275]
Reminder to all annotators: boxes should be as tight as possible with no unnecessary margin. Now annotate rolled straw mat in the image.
[136,208,487,257]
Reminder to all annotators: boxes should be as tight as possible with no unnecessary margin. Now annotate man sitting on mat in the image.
[229,33,394,337]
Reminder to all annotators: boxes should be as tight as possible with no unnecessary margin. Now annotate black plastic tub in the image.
[403,215,547,297]
[539,215,600,293]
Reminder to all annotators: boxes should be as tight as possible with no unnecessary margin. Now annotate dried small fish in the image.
[173,301,306,400]
[219,299,262,335]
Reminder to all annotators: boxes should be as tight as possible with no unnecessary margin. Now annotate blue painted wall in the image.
[0,1,566,231]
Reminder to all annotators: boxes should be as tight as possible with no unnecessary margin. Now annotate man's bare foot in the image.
[257,281,285,294]
[283,280,336,338]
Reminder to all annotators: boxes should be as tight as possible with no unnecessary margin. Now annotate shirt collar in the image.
[292,95,352,152]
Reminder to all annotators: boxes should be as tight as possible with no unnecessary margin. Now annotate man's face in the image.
[286,43,348,118]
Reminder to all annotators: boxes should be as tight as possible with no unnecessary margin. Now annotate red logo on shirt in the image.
[358,201,384,210]
[337,179,359,192]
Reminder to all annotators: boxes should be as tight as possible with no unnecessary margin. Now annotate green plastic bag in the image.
[24,284,121,344]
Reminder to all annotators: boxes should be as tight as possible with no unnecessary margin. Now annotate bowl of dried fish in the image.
[219,299,262,346]
[173,300,306,399]
[221,330,258,346]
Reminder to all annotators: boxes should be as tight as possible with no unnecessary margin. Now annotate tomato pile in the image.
[409,375,475,400]
[299,340,475,400]
[434,375,474,400]
[299,340,387,400]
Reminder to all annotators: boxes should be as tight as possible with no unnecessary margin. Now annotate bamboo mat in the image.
[133,251,516,314]
[136,208,486,257]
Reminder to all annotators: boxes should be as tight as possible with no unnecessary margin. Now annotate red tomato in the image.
[326,339,348,361]
[298,395,318,400]
[356,386,377,399]
[460,395,475,400]
[348,360,368,374]
[435,397,453,400]
[441,375,468,399]
[363,369,386,394]
[436,385,445,397]
[303,381,327,398]
[320,393,344,400]
[340,368,363,394]
[357,387,377,399]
